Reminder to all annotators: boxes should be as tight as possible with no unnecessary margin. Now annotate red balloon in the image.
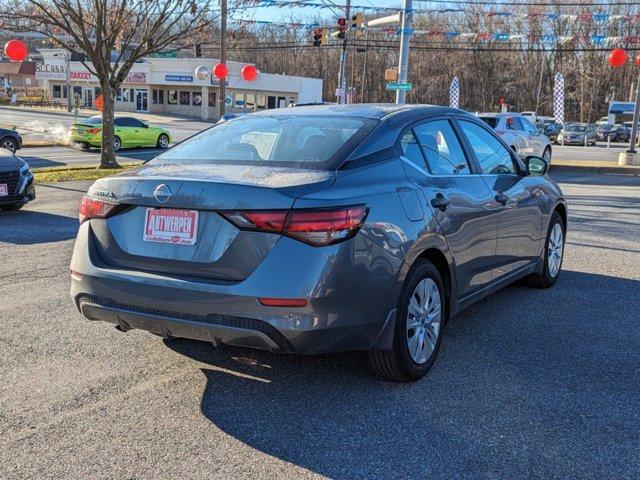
[241,64,259,82]
[4,39,29,62]
[608,48,628,68]
[635,53,640,67]
[213,63,228,80]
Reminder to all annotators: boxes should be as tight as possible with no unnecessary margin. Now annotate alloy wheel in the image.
[1,139,16,152]
[159,135,169,148]
[548,223,563,278]
[406,278,441,364]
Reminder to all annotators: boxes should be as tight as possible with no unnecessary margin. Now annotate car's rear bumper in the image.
[70,224,403,355]
[69,133,101,146]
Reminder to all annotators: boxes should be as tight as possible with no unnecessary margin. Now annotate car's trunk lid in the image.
[88,163,335,281]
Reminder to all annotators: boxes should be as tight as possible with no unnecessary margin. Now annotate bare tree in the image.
[2,0,215,167]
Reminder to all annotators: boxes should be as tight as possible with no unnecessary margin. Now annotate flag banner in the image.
[554,73,564,125]
[450,76,460,109]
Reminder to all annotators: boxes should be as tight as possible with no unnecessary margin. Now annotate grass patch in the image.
[34,163,141,183]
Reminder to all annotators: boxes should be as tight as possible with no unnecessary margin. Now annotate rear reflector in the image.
[259,298,307,307]
[86,127,101,134]
[78,195,122,223]
[220,205,368,247]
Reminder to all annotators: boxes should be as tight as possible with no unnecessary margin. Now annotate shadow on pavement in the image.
[21,156,67,168]
[0,210,78,244]
[164,270,640,478]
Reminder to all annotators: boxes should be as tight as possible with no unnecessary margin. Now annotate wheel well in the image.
[554,203,567,228]
[417,248,452,316]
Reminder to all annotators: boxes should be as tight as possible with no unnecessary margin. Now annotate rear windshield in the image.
[82,116,103,125]
[152,115,376,169]
[478,117,498,129]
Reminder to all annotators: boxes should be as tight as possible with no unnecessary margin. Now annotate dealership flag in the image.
[449,76,460,109]
[553,73,565,125]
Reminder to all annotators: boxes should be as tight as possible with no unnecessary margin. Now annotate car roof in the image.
[249,103,465,121]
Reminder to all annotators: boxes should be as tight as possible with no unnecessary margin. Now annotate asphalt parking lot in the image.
[1,171,639,479]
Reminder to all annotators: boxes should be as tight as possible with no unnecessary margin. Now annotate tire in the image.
[1,137,17,153]
[113,136,121,152]
[369,259,446,382]
[0,203,24,211]
[81,143,91,151]
[156,134,169,149]
[542,146,551,163]
[527,211,565,289]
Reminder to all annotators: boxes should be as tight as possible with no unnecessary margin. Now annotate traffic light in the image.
[194,44,202,57]
[351,13,364,39]
[337,17,347,39]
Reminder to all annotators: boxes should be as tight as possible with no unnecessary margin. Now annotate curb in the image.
[550,164,640,175]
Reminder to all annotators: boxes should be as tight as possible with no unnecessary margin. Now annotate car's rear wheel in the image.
[157,134,169,149]
[113,136,121,152]
[1,137,17,153]
[0,203,23,211]
[369,259,445,382]
[528,211,565,288]
[81,143,91,151]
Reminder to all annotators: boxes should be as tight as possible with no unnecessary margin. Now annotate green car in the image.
[69,115,172,151]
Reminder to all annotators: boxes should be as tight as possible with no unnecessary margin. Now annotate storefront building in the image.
[36,50,323,120]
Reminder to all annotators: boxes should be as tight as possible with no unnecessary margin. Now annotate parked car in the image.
[596,117,610,125]
[0,128,22,153]
[477,112,552,163]
[69,115,172,151]
[557,123,597,145]
[535,119,561,142]
[0,148,35,211]
[70,104,567,382]
[596,123,630,142]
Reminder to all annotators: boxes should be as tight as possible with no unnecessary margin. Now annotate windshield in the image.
[152,115,375,169]
[565,125,586,133]
[479,117,498,129]
[81,116,103,125]
[598,124,614,130]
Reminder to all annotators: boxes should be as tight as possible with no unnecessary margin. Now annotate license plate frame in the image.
[143,208,199,246]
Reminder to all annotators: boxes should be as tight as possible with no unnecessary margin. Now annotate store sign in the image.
[165,75,193,82]
[35,63,66,80]
[124,72,146,85]
[70,71,91,80]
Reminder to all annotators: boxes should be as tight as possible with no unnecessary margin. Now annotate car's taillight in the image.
[78,195,121,223]
[86,127,101,134]
[220,205,368,247]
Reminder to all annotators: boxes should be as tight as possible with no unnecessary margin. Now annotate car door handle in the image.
[495,192,509,205]
[431,193,451,211]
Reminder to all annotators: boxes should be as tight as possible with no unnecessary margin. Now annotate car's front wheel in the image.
[1,137,17,153]
[528,211,565,288]
[157,134,169,149]
[369,259,445,382]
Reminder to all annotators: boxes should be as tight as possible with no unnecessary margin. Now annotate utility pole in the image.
[534,55,544,122]
[628,71,640,154]
[218,0,227,119]
[396,0,413,104]
[65,52,72,112]
[337,0,351,104]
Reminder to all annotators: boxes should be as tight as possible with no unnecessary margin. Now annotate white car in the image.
[476,113,553,163]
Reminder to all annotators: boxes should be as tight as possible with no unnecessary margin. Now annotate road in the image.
[0,171,639,479]
[18,145,164,168]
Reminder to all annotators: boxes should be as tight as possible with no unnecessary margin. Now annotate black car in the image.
[535,119,561,142]
[0,148,35,211]
[596,124,630,142]
[0,128,23,153]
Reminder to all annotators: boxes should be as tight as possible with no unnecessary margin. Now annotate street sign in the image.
[386,82,412,91]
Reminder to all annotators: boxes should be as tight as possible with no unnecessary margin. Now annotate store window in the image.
[235,93,245,108]
[267,96,276,109]
[246,94,255,109]
[192,91,202,106]
[168,90,178,105]
[116,88,123,101]
[179,91,190,105]
[152,89,164,105]
[122,88,132,102]
[208,92,216,107]
[256,94,266,109]
[53,85,62,99]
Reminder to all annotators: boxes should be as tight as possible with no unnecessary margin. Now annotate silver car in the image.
[70,104,567,381]
[477,113,552,163]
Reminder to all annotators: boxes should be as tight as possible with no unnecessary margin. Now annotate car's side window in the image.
[413,120,470,175]
[508,117,524,131]
[459,120,517,175]
[400,131,427,168]
[521,118,537,134]
[114,118,123,127]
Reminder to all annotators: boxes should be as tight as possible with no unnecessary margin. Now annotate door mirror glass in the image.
[526,156,548,176]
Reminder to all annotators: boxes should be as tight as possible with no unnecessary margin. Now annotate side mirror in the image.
[525,156,548,176]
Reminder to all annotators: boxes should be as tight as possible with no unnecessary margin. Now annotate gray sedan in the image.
[70,104,567,381]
